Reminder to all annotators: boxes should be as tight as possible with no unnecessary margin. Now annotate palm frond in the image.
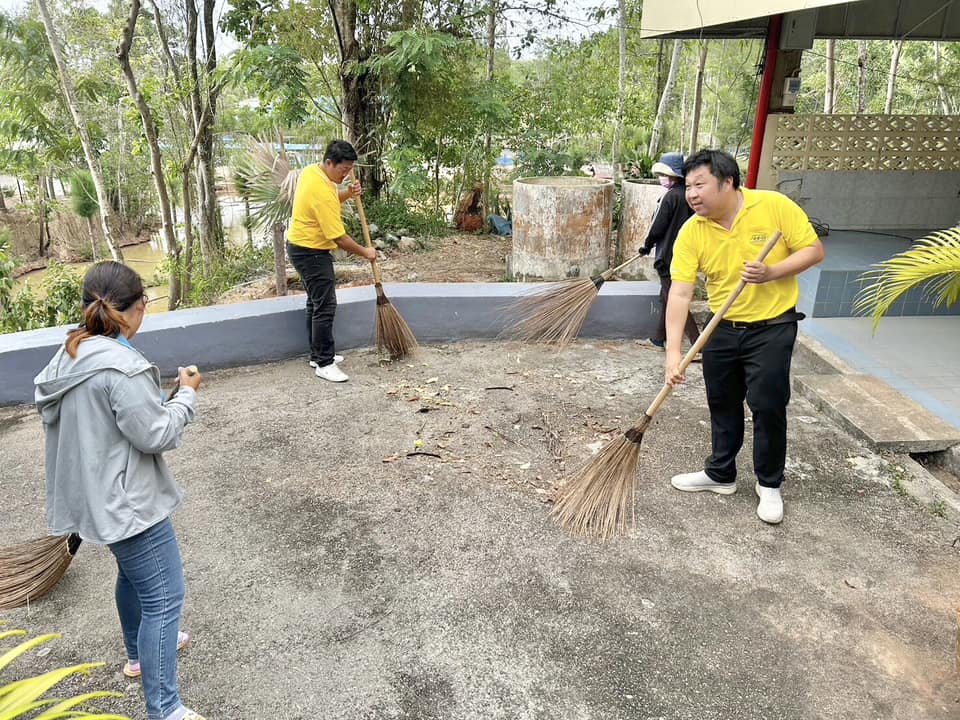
[853,227,960,332]
[231,138,303,231]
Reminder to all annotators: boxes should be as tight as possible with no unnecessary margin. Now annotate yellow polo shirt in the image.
[287,164,345,250]
[671,188,818,323]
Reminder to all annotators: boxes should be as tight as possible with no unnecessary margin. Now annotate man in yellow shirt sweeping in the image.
[287,140,377,383]
[665,149,824,524]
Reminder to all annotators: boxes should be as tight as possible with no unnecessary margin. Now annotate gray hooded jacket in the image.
[34,335,196,544]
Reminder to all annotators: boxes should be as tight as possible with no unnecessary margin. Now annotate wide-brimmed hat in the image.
[651,152,684,178]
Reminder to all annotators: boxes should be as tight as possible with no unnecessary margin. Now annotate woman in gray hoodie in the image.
[34,261,205,720]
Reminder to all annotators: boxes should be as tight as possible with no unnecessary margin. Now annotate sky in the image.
[0,0,617,49]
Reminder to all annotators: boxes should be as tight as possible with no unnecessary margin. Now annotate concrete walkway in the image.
[2,340,957,720]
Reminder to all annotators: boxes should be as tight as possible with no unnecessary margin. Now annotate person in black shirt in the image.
[639,152,700,349]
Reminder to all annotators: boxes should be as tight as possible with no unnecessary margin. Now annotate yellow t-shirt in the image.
[287,164,345,250]
[670,188,818,323]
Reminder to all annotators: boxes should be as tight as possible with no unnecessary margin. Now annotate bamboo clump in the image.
[506,255,644,347]
[0,534,81,609]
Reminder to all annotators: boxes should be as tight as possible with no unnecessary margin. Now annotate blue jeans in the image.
[109,518,186,720]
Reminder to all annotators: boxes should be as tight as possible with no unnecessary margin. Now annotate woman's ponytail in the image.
[64,262,144,358]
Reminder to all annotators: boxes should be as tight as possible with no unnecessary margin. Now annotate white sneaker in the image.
[670,470,737,495]
[309,355,343,367]
[755,483,783,524]
[315,363,348,382]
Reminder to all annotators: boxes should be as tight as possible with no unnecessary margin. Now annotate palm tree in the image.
[231,139,301,296]
[854,227,960,331]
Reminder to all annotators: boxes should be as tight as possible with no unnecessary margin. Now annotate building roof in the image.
[640,0,960,41]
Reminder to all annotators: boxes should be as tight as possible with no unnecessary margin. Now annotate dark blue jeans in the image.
[701,321,797,488]
[287,242,337,367]
[108,518,186,720]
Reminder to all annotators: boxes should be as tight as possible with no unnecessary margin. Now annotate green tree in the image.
[69,169,99,260]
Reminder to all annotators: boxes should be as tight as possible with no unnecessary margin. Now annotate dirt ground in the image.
[2,340,958,720]
[219,233,523,305]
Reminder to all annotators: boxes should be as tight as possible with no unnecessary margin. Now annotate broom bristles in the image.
[374,284,418,359]
[505,275,604,346]
[551,420,649,539]
[0,534,79,609]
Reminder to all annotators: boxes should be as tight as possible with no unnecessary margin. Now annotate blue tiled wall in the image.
[808,270,960,318]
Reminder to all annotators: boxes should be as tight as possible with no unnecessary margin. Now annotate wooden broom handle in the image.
[348,171,383,285]
[600,253,644,279]
[642,230,783,419]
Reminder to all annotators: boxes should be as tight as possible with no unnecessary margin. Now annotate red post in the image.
[746,14,782,189]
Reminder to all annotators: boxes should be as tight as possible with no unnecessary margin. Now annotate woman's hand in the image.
[178,365,202,391]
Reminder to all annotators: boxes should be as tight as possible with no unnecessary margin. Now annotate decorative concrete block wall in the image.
[758,113,960,230]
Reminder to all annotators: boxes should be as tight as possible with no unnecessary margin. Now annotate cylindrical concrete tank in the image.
[617,179,666,279]
[511,177,613,280]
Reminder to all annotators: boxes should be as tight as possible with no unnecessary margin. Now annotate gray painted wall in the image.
[777,170,960,231]
[0,281,661,406]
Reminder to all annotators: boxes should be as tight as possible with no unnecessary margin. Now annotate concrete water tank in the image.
[511,176,614,279]
[617,179,666,279]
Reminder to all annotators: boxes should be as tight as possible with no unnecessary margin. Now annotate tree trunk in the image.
[182,174,195,299]
[824,39,836,113]
[46,176,56,200]
[118,0,181,309]
[611,0,626,182]
[689,41,708,155]
[329,0,384,197]
[186,0,222,273]
[648,40,682,158]
[482,0,497,223]
[37,175,48,257]
[0,187,6,212]
[87,216,98,261]
[16,177,23,204]
[857,40,869,114]
[273,224,287,296]
[884,40,904,114]
[244,196,253,247]
[708,41,727,147]
[35,0,123,261]
[655,39,666,116]
[933,42,955,114]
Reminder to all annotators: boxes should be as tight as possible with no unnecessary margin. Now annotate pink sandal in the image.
[123,630,190,678]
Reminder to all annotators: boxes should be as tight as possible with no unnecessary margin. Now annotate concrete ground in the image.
[1,340,958,720]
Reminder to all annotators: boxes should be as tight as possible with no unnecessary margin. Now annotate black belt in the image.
[716,308,806,330]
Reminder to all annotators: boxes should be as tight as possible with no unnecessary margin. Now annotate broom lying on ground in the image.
[505,254,645,346]
[350,174,418,360]
[0,534,81,609]
[551,232,783,539]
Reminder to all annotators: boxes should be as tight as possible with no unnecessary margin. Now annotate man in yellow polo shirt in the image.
[665,149,824,524]
[287,140,376,383]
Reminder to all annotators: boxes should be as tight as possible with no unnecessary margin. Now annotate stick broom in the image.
[551,232,783,539]
[505,254,646,346]
[350,174,418,359]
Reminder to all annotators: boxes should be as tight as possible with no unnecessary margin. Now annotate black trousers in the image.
[287,242,337,367]
[654,275,700,345]
[701,321,797,488]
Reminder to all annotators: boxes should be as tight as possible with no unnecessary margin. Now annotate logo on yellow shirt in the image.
[750,232,767,245]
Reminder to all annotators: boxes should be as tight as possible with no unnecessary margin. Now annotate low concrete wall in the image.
[0,281,661,406]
